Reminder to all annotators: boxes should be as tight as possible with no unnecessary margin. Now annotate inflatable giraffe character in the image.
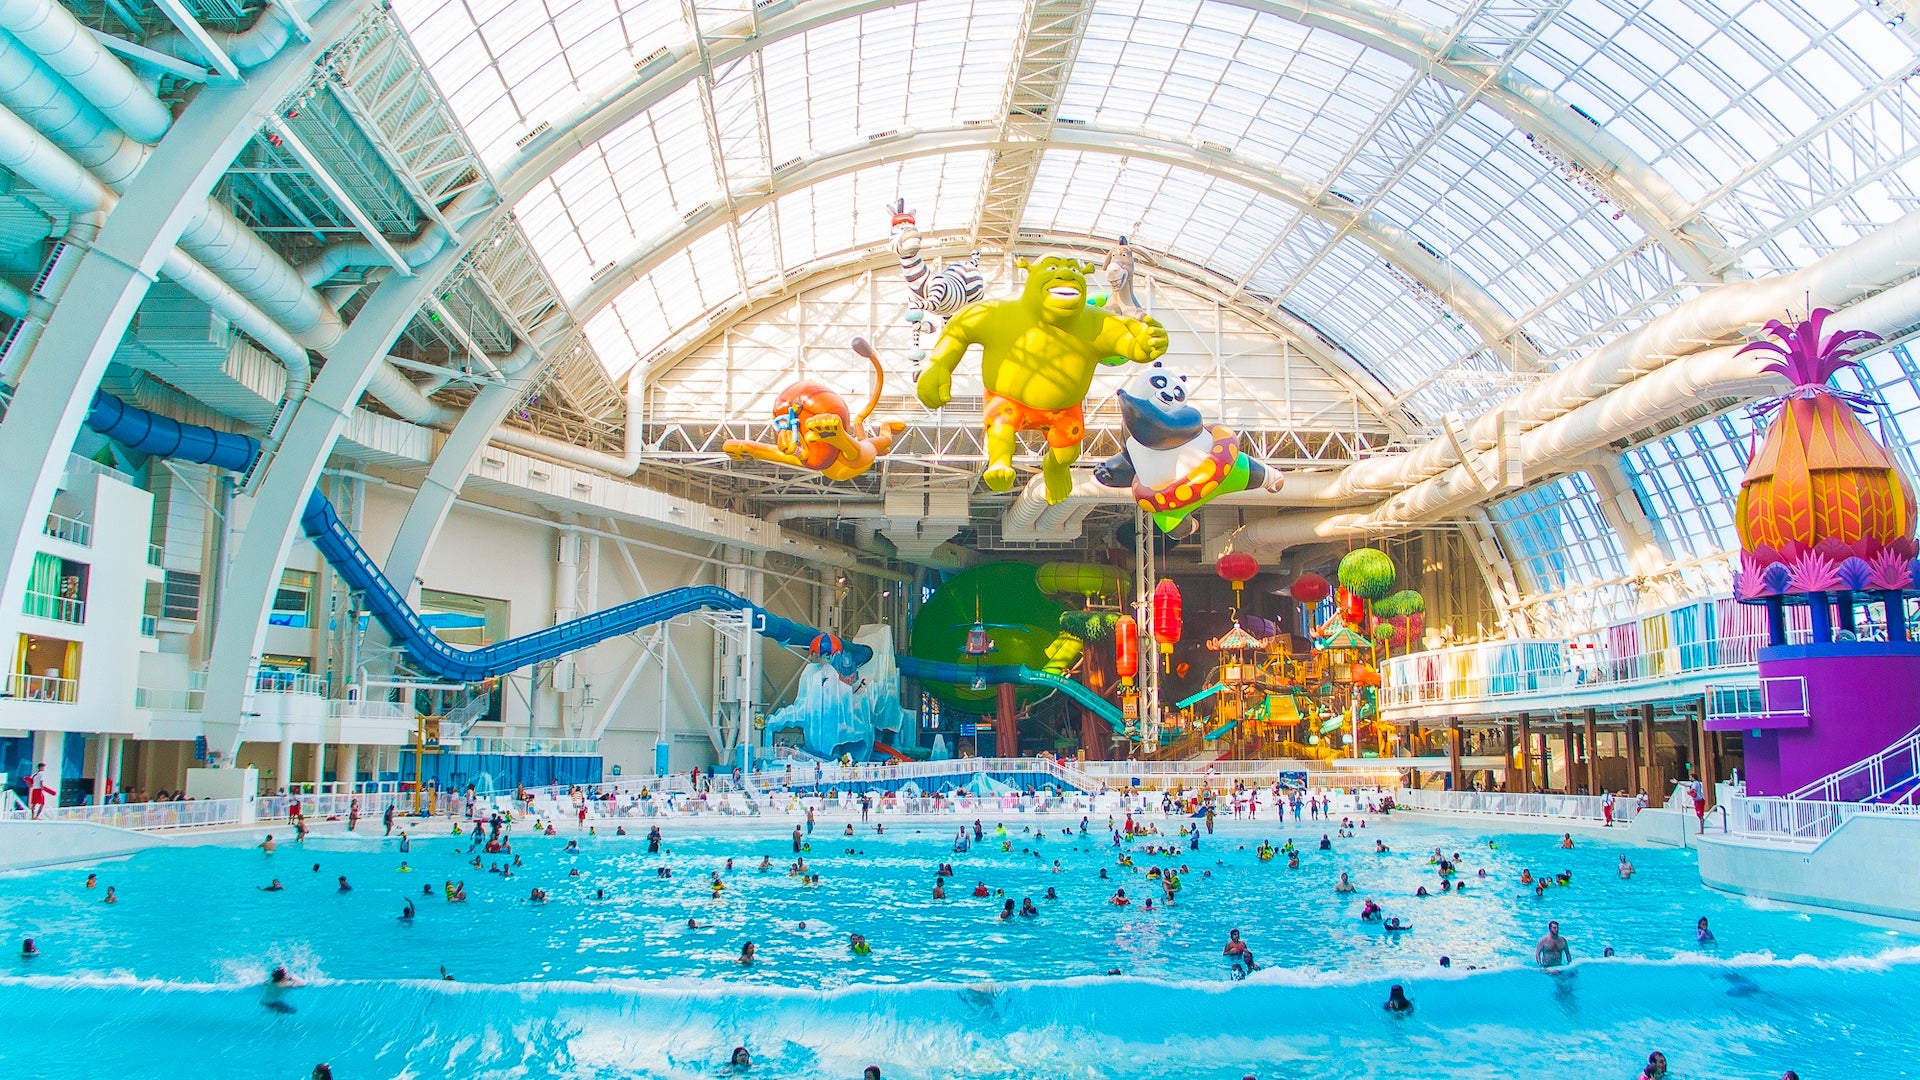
[723,339,907,481]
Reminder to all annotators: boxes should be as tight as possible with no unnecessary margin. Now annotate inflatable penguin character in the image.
[1094,361,1283,532]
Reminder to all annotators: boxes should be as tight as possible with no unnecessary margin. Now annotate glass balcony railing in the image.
[22,589,84,624]
[7,672,77,703]
[42,512,91,547]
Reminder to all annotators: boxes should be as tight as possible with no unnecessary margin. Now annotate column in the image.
[1516,713,1533,793]
[1639,703,1659,804]
[110,738,124,800]
[93,736,110,803]
[995,682,1019,757]
[1624,712,1643,797]
[32,730,63,809]
[1583,708,1599,795]
[276,738,293,794]
[312,743,327,789]
[341,743,359,790]
[1559,718,1574,795]
[1696,702,1718,807]
[1447,719,1462,791]
[1501,720,1517,792]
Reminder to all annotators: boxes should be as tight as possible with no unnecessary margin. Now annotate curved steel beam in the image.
[568,124,1540,373]
[630,229,1409,433]
[494,0,1731,285]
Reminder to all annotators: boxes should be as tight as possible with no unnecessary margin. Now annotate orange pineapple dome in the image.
[1733,309,1919,598]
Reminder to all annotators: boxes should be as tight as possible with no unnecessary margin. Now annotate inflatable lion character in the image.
[723,339,906,481]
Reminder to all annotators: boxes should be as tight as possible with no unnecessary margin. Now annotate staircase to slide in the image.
[1787,723,1920,804]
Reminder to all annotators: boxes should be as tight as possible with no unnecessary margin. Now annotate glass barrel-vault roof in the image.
[387,0,1920,424]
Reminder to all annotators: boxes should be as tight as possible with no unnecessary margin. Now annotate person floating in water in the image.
[261,965,303,1013]
[1695,917,1715,946]
[849,933,871,955]
[730,1046,752,1069]
[738,941,756,965]
[259,879,285,892]
[1384,984,1413,1014]
[20,937,38,958]
[1535,920,1571,968]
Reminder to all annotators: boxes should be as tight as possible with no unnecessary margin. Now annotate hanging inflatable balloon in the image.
[724,339,906,481]
[918,255,1169,503]
[1094,361,1284,532]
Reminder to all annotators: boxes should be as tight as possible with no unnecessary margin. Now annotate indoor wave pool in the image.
[2,813,1915,1078]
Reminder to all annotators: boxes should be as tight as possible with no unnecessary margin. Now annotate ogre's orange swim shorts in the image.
[984,393,1085,449]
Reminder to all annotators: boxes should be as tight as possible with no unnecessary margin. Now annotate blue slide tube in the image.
[895,656,1123,726]
[83,390,868,682]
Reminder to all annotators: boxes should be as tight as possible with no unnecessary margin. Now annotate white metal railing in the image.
[1707,676,1810,724]
[1786,724,1920,804]
[250,669,327,696]
[328,699,412,724]
[22,589,84,624]
[1394,786,1645,824]
[15,798,248,830]
[1727,794,1920,843]
[135,685,203,711]
[42,511,91,546]
[1381,628,1802,710]
[7,672,77,703]
[65,451,132,487]
[462,736,597,755]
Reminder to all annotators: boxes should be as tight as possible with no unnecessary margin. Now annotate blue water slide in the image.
[81,390,867,681]
[895,656,1123,726]
[85,391,261,473]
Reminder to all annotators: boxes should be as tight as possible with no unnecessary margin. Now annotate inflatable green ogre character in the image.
[915,255,1170,503]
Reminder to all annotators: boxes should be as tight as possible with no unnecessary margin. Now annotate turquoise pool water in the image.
[2,813,1915,1078]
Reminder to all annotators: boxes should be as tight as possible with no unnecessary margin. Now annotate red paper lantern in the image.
[1151,579,1184,671]
[1289,572,1330,605]
[1336,585,1367,625]
[1215,551,1260,609]
[1114,614,1140,683]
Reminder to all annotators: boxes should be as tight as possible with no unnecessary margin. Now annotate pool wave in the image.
[2,946,1917,1079]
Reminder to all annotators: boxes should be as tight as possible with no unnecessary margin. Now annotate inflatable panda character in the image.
[1093,361,1284,533]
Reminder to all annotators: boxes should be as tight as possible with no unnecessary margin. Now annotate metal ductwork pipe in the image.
[489,376,645,475]
[0,0,170,142]
[0,28,147,183]
[1233,270,1920,557]
[0,103,311,388]
[149,0,316,72]
[362,343,538,426]
[766,502,888,523]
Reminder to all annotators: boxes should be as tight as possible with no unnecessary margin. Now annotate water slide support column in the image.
[199,235,470,760]
[0,5,361,659]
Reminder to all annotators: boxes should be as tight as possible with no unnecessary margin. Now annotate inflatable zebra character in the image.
[888,199,985,368]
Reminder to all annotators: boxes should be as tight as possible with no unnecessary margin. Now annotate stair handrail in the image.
[1786,722,1920,802]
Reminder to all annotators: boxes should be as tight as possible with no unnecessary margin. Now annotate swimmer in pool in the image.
[1110,888,1129,906]
[933,878,946,899]
[1223,929,1258,973]
[20,937,37,957]
[337,876,351,893]
[738,941,756,965]
[1020,897,1038,916]
[1619,855,1635,879]
[1334,872,1355,894]
[84,874,96,889]
[259,835,276,854]
[259,879,285,892]
[261,965,303,1013]
[1044,886,1057,900]
[1535,920,1572,968]
[730,1046,752,1068]
[849,933,871,955]
[1384,984,1413,1014]
[400,900,415,922]
[1695,916,1715,946]
[1000,899,1016,920]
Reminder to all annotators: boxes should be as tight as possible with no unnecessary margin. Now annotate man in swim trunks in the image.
[1535,920,1571,967]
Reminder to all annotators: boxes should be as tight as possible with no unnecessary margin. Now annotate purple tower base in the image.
[1706,641,1920,796]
